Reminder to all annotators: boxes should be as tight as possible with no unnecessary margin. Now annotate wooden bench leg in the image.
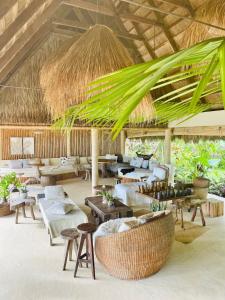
[15,208,19,224]
[199,205,206,226]
[22,205,26,218]
[191,206,197,222]
[30,205,35,220]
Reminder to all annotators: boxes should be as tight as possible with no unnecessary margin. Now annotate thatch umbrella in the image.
[183,0,225,48]
[40,24,155,122]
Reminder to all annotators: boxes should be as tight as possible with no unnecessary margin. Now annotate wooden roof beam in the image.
[0,0,17,19]
[0,0,47,51]
[63,0,162,27]
[52,18,144,41]
[0,1,61,83]
[154,0,194,16]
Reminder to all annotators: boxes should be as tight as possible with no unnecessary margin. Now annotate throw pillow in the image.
[138,212,154,224]
[118,220,139,233]
[44,185,65,201]
[9,160,23,169]
[141,159,149,169]
[46,201,75,215]
[130,157,143,168]
[153,167,167,180]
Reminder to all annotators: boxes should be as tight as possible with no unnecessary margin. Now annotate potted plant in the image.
[20,184,28,199]
[99,191,115,207]
[0,172,21,217]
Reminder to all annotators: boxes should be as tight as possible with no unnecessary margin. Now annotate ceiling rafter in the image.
[0,1,61,84]
[0,0,17,19]
[53,18,143,41]
[147,0,179,52]
[0,0,47,51]
[154,0,194,16]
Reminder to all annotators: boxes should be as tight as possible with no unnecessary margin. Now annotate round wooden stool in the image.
[74,223,97,279]
[61,228,80,271]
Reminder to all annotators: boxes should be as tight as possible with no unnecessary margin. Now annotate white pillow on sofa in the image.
[9,160,23,169]
[44,185,65,201]
[46,201,75,215]
[153,167,167,180]
[130,157,143,168]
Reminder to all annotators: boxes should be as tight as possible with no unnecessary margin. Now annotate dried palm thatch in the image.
[40,24,155,122]
[182,0,225,48]
[0,34,71,124]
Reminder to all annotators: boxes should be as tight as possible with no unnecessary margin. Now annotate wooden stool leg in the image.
[86,237,89,268]
[88,233,96,280]
[199,205,206,226]
[180,208,184,229]
[63,240,71,271]
[74,239,82,267]
[30,205,35,220]
[22,205,26,218]
[191,206,197,222]
[69,240,73,261]
[175,208,178,223]
[15,208,19,224]
[74,234,86,278]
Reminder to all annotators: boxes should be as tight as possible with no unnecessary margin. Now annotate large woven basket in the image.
[95,212,174,280]
[0,202,12,217]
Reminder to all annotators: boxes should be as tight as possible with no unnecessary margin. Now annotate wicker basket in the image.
[95,212,174,280]
[0,202,13,217]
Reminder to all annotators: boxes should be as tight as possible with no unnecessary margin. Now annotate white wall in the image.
[169,110,225,128]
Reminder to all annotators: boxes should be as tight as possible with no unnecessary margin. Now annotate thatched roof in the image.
[0,0,224,125]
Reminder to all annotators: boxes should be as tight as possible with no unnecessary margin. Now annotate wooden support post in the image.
[120,130,126,155]
[66,131,71,157]
[0,129,3,160]
[164,129,172,164]
[91,128,99,194]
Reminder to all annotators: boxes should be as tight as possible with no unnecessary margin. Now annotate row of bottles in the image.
[138,181,192,201]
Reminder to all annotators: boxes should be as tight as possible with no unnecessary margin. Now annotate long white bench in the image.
[37,188,87,245]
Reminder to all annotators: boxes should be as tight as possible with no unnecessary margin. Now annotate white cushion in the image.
[146,174,158,185]
[130,157,143,168]
[122,156,131,163]
[149,160,159,171]
[60,157,76,167]
[44,185,65,201]
[80,157,89,164]
[153,167,167,180]
[118,219,139,233]
[46,201,75,215]
[94,217,137,241]
[9,160,22,169]
[105,154,118,160]
[28,158,41,165]
[141,160,149,169]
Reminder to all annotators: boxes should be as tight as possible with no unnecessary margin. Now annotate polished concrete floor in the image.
[0,178,225,300]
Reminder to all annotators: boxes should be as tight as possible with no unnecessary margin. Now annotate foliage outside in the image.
[126,138,225,197]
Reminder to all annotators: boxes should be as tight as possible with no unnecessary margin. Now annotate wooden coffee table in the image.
[85,196,133,225]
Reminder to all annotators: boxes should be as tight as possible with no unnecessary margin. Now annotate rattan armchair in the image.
[95,212,174,280]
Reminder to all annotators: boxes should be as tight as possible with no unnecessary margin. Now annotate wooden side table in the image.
[10,197,36,224]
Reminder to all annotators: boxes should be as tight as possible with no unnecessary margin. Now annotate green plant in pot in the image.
[99,191,115,207]
[0,172,21,217]
[0,172,21,202]
[20,184,28,199]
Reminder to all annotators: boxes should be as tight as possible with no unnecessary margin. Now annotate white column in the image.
[120,130,126,155]
[66,131,71,157]
[0,129,2,160]
[164,129,172,164]
[91,128,99,193]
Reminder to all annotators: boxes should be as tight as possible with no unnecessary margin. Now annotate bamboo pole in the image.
[91,128,99,194]
[120,130,126,155]
[164,128,172,164]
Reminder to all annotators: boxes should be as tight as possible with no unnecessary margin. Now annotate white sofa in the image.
[114,166,172,207]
